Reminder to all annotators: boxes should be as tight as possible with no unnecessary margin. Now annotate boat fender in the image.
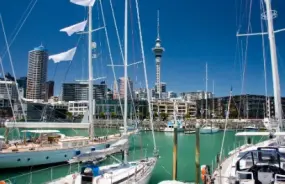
[201,165,208,183]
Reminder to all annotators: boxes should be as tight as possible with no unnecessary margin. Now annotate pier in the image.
[91,119,265,131]
[0,119,266,131]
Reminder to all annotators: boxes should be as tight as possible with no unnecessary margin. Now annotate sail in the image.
[60,20,87,36]
[49,47,77,63]
[70,0,95,7]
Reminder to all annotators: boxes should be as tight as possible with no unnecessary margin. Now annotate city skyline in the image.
[0,0,285,97]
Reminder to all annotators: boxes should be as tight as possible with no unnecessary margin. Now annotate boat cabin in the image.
[235,147,285,184]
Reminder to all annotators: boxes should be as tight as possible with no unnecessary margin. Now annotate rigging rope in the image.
[0,15,28,122]
[107,0,138,121]
[1,0,38,59]
[135,0,157,152]
[99,0,123,117]
[260,0,269,117]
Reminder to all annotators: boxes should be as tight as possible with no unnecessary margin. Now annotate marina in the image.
[0,129,267,183]
[0,0,284,183]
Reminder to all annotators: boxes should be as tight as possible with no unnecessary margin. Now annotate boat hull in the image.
[200,128,219,134]
[163,127,184,132]
[0,141,114,169]
[47,157,157,184]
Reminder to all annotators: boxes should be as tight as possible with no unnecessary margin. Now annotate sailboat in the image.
[208,0,285,183]
[200,64,219,134]
[45,0,157,183]
[0,0,133,169]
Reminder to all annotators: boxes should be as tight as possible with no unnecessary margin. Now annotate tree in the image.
[153,112,158,120]
[229,105,239,119]
[184,113,191,120]
[66,112,73,120]
[99,112,105,119]
[160,112,168,121]
[111,112,117,119]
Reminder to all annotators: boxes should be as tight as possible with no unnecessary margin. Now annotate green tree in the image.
[184,113,191,120]
[99,112,105,119]
[111,112,117,119]
[229,105,238,119]
[66,112,73,120]
[77,114,84,119]
[160,112,168,121]
[153,112,158,120]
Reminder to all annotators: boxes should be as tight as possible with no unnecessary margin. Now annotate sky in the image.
[0,0,285,97]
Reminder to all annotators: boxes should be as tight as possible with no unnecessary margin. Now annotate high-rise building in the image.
[62,82,107,101]
[45,81,54,100]
[113,77,133,99]
[26,45,48,100]
[152,10,164,99]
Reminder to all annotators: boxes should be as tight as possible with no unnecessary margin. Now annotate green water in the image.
[0,129,266,183]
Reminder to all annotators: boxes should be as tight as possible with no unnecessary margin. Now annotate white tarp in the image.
[49,47,77,63]
[70,0,95,7]
[60,20,87,36]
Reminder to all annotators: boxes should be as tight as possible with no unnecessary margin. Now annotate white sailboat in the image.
[0,0,133,169]
[208,0,285,183]
[45,0,157,183]
[200,64,219,134]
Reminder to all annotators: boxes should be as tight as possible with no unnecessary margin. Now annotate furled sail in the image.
[49,47,77,63]
[70,0,95,7]
[60,20,87,36]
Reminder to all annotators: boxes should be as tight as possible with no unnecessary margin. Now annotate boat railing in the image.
[3,162,81,184]
[275,174,285,182]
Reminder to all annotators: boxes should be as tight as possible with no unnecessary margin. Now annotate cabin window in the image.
[64,154,67,157]
[17,158,21,162]
[27,158,30,161]
[46,156,49,159]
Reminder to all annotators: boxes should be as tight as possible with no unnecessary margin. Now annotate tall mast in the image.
[264,0,282,131]
[212,80,215,118]
[205,63,208,124]
[123,0,128,164]
[88,5,94,140]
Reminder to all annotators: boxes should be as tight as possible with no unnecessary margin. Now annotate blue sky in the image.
[0,0,285,97]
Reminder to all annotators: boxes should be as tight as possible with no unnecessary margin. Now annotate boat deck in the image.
[0,132,134,154]
[212,139,276,184]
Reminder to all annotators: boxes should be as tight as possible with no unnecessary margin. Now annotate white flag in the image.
[70,0,96,7]
[60,20,87,36]
[49,47,77,63]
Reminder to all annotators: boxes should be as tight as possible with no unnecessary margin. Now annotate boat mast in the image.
[88,5,94,140]
[205,63,209,132]
[264,0,282,131]
[123,0,128,164]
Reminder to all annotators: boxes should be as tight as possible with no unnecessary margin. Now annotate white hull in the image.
[48,157,157,184]
[0,141,114,169]
[162,127,184,132]
[200,127,219,134]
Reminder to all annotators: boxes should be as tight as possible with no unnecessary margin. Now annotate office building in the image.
[62,82,107,101]
[26,45,48,100]
[151,99,196,118]
[45,81,54,100]
[113,77,134,99]
[181,91,213,101]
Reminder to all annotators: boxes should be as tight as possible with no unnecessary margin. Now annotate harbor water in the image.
[0,128,266,183]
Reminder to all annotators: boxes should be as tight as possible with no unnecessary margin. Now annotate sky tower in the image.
[152,10,164,99]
